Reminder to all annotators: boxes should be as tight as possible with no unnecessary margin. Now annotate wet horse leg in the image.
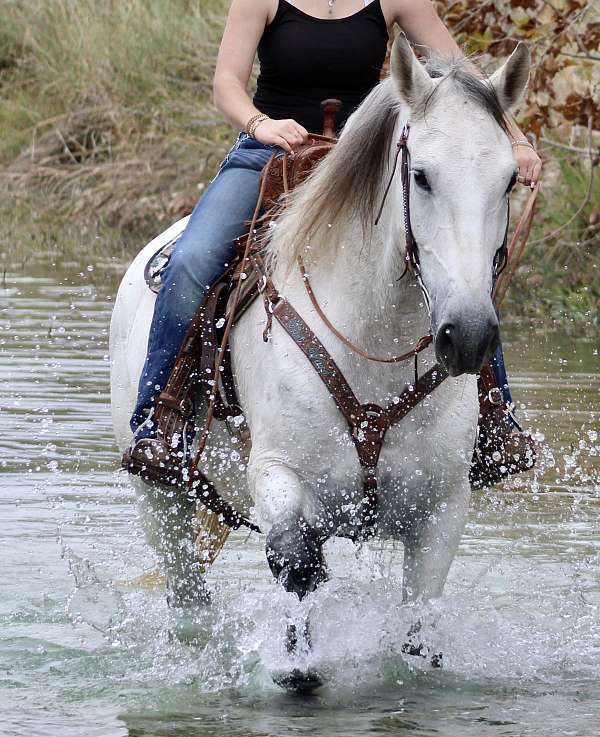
[250,459,327,600]
[401,484,471,665]
[250,459,328,665]
[250,460,328,690]
[402,486,470,602]
[137,483,208,607]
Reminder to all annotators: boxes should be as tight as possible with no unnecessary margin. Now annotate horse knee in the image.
[266,518,326,600]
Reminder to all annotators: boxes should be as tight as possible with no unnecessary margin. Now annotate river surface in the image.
[1,257,599,737]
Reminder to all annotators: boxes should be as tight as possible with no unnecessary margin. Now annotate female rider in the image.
[124,0,542,482]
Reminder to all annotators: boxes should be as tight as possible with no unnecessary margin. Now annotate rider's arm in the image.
[388,0,461,56]
[213,0,269,131]
[213,0,307,151]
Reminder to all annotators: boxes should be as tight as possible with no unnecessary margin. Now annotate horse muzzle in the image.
[434,313,499,376]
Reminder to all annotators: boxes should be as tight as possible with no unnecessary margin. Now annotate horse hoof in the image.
[402,640,443,669]
[401,641,425,657]
[272,667,323,693]
[431,651,443,668]
[275,620,322,692]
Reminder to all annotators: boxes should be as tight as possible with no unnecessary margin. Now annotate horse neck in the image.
[270,108,431,362]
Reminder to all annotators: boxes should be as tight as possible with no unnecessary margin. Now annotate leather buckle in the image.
[352,405,384,443]
[179,398,193,417]
[487,387,503,406]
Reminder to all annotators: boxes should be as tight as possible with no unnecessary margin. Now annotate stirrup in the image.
[470,428,536,489]
[122,436,189,487]
[471,362,537,489]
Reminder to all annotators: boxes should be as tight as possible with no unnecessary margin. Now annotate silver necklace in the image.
[328,0,335,15]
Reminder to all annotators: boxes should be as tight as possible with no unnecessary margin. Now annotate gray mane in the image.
[267,55,506,269]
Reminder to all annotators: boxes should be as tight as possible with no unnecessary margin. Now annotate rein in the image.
[297,244,432,365]
[290,125,443,370]
[493,183,539,307]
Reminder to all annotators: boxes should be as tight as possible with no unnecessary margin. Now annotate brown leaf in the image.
[556,94,598,127]
[582,22,600,50]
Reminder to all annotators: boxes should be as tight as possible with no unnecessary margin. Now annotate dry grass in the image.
[0,0,234,234]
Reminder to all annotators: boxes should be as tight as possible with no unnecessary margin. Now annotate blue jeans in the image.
[492,337,515,418]
[131,133,277,432]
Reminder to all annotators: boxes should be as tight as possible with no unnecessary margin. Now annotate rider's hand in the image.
[514,142,542,189]
[253,118,309,152]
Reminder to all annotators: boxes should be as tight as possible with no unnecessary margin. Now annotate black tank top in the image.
[253,0,389,134]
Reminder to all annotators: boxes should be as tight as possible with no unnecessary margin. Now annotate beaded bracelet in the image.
[250,115,269,138]
[245,112,263,135]
[246,113,270,139]
[510,138,535,150]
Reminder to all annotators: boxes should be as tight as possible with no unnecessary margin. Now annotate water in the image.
[1,259,598,737]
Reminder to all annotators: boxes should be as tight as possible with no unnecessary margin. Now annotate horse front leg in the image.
[250,457,327,691]
[401,483,471,665]
[136,481,208,607]
[250,459,327,600]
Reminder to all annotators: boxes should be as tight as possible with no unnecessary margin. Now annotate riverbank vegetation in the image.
[0,0,598,320]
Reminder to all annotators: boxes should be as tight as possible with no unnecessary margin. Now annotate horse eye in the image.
[506,171,517,194]
[413,169,430,191]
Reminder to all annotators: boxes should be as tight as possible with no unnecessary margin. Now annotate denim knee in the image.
[164,234,236,297]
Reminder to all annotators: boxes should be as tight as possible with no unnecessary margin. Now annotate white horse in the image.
[110,36,529,656]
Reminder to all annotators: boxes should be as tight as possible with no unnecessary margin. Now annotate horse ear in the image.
[489,42,530,111]
[390,34,433,106]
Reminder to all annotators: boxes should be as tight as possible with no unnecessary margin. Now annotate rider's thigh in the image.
[164,138,275,295]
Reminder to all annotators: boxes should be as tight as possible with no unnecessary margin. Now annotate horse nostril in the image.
[435,316,499,375]
[439,322,455,344]
[435,322,457,365]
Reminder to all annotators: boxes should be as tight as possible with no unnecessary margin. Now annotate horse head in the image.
[390,36,530,376]
[268,38,530,378]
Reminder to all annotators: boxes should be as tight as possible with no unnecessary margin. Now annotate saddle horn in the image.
[320,98,342,139]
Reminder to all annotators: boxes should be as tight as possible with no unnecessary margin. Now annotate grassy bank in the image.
[1,0,233,236]
[0,0,598,320]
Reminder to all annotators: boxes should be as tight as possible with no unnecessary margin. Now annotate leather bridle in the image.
[297,125,434,367]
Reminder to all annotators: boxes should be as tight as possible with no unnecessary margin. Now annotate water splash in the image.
[65,546,125,636]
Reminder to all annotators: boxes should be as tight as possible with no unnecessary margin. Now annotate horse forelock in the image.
[420,55,507,132]
[265,55,507,273]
